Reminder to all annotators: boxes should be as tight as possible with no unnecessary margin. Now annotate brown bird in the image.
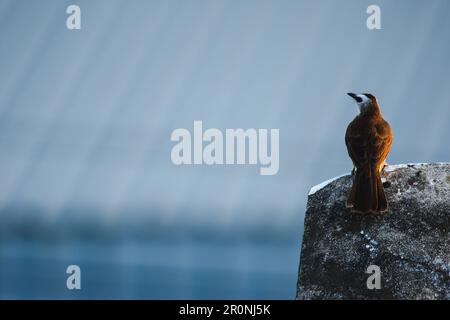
[345,93,393,213]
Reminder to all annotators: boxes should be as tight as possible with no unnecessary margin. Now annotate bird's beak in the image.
[347,92,358,100]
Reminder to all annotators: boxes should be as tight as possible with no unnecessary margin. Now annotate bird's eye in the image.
[356,97,363,103]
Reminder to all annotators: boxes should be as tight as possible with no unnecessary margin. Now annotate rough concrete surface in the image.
[297,163,450,300]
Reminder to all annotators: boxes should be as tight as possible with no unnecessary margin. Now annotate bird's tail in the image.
[346,165,388,213]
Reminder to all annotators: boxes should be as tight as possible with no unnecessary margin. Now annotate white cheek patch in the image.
[357,94,371,112]
[358,94,371,104]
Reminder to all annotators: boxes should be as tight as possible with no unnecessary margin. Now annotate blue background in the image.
[0,0,449,299]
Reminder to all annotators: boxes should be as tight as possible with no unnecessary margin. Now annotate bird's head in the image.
[347,92,379,113]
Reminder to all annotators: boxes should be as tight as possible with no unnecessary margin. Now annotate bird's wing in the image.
[345,120,368,167]
[368,120,393,165]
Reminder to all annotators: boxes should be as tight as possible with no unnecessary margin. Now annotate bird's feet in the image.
[381,162,391,187]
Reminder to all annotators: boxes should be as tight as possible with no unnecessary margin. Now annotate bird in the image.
[345,93,393,214]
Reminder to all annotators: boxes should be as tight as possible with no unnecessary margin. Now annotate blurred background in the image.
[0,0,449,299]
